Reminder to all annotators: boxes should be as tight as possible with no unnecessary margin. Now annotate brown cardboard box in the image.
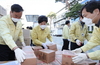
[47,44,57,51]
[32,46,43,57]
[23,29,30,38]
[62,50,76,65]
[62,50,96,65]
[77,59,96,65]
[37,59,61,65]
[21,46,37,65]
[16,29,31,47]
[16,37,31,47]
[38,49,55,63]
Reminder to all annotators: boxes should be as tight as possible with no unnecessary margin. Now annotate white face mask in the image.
[82,13,98,25]
[40,25,46,29]
[11,18,20,22]
[82,17,93,25]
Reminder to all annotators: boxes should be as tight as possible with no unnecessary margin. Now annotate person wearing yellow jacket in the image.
[0,4,26,63]
[31,15,53,49]
[72,1,100,63]
[70,14,90,50]
[62,20,70,50]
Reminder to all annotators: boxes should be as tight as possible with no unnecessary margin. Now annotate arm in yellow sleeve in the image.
[81,27,100,52]
[47,28,52,42]
[18,29,24,42]
[31,28,43,45]
[88,50,100,60]
[0,21,17,50]
[70,23,77,40]
[47,33,52,42]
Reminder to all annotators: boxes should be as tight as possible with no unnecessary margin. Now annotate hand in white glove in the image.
[50,41,55,44]
[76,40,82,46]
[42,43,48,49]
[22,42,26,46]
[72,53,88,63]
[72,48,82,54]
[14,48,26,63]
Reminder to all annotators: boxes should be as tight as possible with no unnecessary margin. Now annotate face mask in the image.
[12,18,20,22]
[40,25,46,29]
[82,13,98,25]
[82,17,93,25]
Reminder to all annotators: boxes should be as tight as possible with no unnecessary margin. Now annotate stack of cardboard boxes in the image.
[32,46,43,58]
[21,46,37,65]
[16,29,31,47]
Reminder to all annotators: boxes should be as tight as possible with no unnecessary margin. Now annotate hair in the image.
[80,1,100,14]
[38,15,48,23]
[78,13,83,18]
[65,20,70,24]
[11,4,24,12]
[26,26,29,29]
[29,26,32,30]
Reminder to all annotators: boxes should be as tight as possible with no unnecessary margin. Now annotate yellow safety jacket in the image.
[0,15,24,49]
[31,25,52,46]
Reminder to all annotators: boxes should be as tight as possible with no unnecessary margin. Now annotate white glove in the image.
[72,48,82,54]
[14,48,26,63]
[22,42,26,46]
[72,53,88,63]
[50,41,55,44]
[76,40,82,46]
[42,43,48,49]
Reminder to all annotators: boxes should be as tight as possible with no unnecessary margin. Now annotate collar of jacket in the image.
[7,15,13,25]
[7,15,21,28]
[95,20,100,28]
[79,21,85,25]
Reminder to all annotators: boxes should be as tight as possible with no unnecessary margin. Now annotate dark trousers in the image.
[30,39,35,46]
[70,42,84,50]
[62,39,69,50]
[0,44,15,61]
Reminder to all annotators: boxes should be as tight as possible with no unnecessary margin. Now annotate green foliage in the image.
[66,3,84,19]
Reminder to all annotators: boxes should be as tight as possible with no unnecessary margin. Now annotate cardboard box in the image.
[23,29,30,38]
[32,46,43,57]
[21,46,37,65]
[16,37,31,47]
[37,59,61,65]
[62,50,96,65]
[16,29,31,47]
[47,44,57,51]
[62,50,76,65]
[38,49,55,63]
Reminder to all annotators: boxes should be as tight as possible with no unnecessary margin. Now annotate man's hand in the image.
[14,48,26,63]
[72,48,82,54]
[72,53,88,63]
[50,41,55,44]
